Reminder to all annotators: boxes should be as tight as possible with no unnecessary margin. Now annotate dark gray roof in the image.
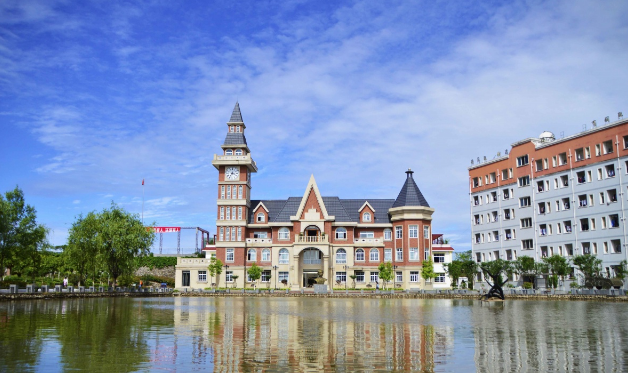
[392,170,430,208]
[248,197,395,223]
[223,133,248,146]
[228,102,243,122]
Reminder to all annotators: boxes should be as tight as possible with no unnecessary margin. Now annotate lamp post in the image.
[393,265,398,291]
[273,265,278,289]
[224,264,229,288]
[343,265,347,290]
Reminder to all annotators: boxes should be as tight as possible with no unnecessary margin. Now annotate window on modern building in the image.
[396,247,403,261]
[359,231,374,238]
[225,149,233,155]
[395,226,402,239]
[473,177,480,188]
[577,171,585,184]
[601,216,607,229]
[560,175,569,188]
[585,147,591,158]
[612,239,622,253]
[575,148,584,161]
[491,191,497,202]
[409,247,418,260]
[226,271,233,282]
[370,272,379,283]
[279,249,289,264]
[253,232,267,239]
[558,152,567,165]
[369,249,379,261]
[395,271,403,282]
[256,212,265,222]
[220,207,225,220]
[489,172,496,183]
[260,270,271,282]
[517,155,529,167]
[502,169,509,180]
[336,272,347,283]
[580,218,590,232]
[537,181,544,193]
[502,188,510,200]
[504,209,511,220]
[475,233,481,243]
[363,212,371,222]
[541,246,548,258]
[493,230,499,241]
[522,239,533,250]
[608,189,618,202]
[473,195,480,205]
[336,248,347,264]
[538,202,546,215]
[606,164,616,178]
[356,249,365,261]
[384,249,392,262]
[555,200,561,211]
[588,194,594,207]
[505,229,514,240]
[591,219,596,231]
[262,249,271,261]
[559,197,569,210]
[582,242,591,254]
[520,196,531,207]
[235,149,242,156]
[604,241,609,253]
[552,156,557,167]
[335,227,347,240]
[518,176,530,187]
[535,159,543,172]
[226,248,234,262]
[565,244,573,256]
[610,214,620,228]
[410,271,419,282]
[355,271,365,282]
[434,253,445,263]
[539,224,547,236]
[435,273,446,283]
[563,220,572,233]
[603,140,613,154]
[384,229,392,240]
[578,194,587,207]
[521,218,532,228]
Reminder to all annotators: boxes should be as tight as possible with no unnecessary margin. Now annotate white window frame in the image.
[370,272,379,283]
[278,249,289,264]
[226,248,234,262]
[369,248,379,261]
[363,212,371,222]
[262,248,271,261]
[355,249,365,261]
[335,227,347,240]
[396,247,403,261]
[410,271,419,282]
[247,249,256,261]
[395,226,403,239]
[278,227,290,240]
[409,225,418,238]
[336,249,346,264]
[384,229,392,240]
[409,247,418,260]
[256,212,265,222]
[198,270,207,282]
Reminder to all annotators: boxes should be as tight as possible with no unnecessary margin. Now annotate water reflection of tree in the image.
[0,303,45,372]
[55,298,150,372]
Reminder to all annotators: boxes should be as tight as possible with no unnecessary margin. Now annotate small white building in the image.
[431,234,455,289]
[174,246,217,290]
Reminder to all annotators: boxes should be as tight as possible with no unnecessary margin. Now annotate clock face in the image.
[225,167,240,180]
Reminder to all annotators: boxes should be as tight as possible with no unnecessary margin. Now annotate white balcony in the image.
[354,238,383,246]
[296,235,329,243]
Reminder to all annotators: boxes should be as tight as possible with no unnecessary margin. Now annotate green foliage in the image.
[614,260,628,280]
[444,251,478,288]
[64,203,155,285]
[523,282,533,289]
[207,257,223,287]
[135,256,178,269]
[421,259,436,282]
[0,186,48,278]
[513,256,538,276]
[541,255,570,289]
[572,254,602,279]
[377,262,393,288]
[247,264,262,285]
[479,259,513,286]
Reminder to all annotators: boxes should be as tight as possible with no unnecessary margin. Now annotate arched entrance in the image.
[303,225,321,242]
[300,248,323,287]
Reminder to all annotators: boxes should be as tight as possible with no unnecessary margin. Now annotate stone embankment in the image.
[134,266,175,278]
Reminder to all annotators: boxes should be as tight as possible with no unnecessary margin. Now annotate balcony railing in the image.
[246,238,272,244]
[354,238,384,245]
[296,235,328,243]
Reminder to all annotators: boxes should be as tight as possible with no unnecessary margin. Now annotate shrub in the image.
[135,256,178,269]
[523,282,533,289]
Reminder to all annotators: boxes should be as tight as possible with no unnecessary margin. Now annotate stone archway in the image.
[300,248,323,287]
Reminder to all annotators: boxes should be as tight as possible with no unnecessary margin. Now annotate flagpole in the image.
[142,179,145,225]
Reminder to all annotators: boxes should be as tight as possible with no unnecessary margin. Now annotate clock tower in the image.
[212,102,257,248]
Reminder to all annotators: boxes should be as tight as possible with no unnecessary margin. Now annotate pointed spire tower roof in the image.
[392,169,430,208]
[228,101,244,123]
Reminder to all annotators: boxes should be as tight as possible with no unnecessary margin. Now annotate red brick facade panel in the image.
[300,189,322,219]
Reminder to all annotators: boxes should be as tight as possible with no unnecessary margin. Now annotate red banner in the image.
[149,227,181,233]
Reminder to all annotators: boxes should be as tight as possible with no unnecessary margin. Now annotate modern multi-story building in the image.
[175,103,451,290]
[469,113,628,286]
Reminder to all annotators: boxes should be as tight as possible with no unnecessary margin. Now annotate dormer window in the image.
[225,149,233,156]
[363,212,371,222]
[256,213,265,223]
[235,126,241,133]
[229,126,234,132]
[235,149,243,156]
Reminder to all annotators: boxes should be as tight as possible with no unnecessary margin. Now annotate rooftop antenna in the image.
[605,116,610,124]
[477,157,480,163]
[505,149,509,155]
[471,159,474,165]
[583,124,587,131]
[497,151,501,157]
[620,112,624,120]
[592,120,596,127]
[483,156,487,161]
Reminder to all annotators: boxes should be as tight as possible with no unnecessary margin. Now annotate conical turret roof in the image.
[392,169,430,208]
[228,102,243,123]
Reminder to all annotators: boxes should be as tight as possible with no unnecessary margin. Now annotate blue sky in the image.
[1,0,628,253]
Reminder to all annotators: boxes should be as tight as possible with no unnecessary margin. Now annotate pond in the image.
[1,297,627,372]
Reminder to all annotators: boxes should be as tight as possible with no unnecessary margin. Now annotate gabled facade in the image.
[177,103,441,290]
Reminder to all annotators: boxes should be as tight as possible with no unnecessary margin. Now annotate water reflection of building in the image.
[471,301,627,372]
[173,297,454,371]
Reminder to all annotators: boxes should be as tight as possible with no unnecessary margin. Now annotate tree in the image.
[247,264,262,288]
[65,212,101,286]
[207,257,223,288]
[378,262,393,289]
[444,251,478,289]
[614,260,628,280]
[0,187,48,279]
[231,274,239,288]
[349,274,357,289]
[573,254,605,289]
[479,259,514,300]
[542,255,570,289]
[421,259,436,285]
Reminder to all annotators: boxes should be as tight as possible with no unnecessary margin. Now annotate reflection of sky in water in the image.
[2,298,628,372]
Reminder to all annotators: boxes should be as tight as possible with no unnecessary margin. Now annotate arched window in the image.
[235,149,242,156]
[257,212,265,222]
[225,149,233,156]
[335,227,347,240]
[262,249,271,261]
[363,212,371,222]
[336,249,346,264]
[384,229,392,241]
[279,249,289,264]
[278,227,290,240]
[369,248,379,261]
[247,249,256,261]
[355,249,365,261]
